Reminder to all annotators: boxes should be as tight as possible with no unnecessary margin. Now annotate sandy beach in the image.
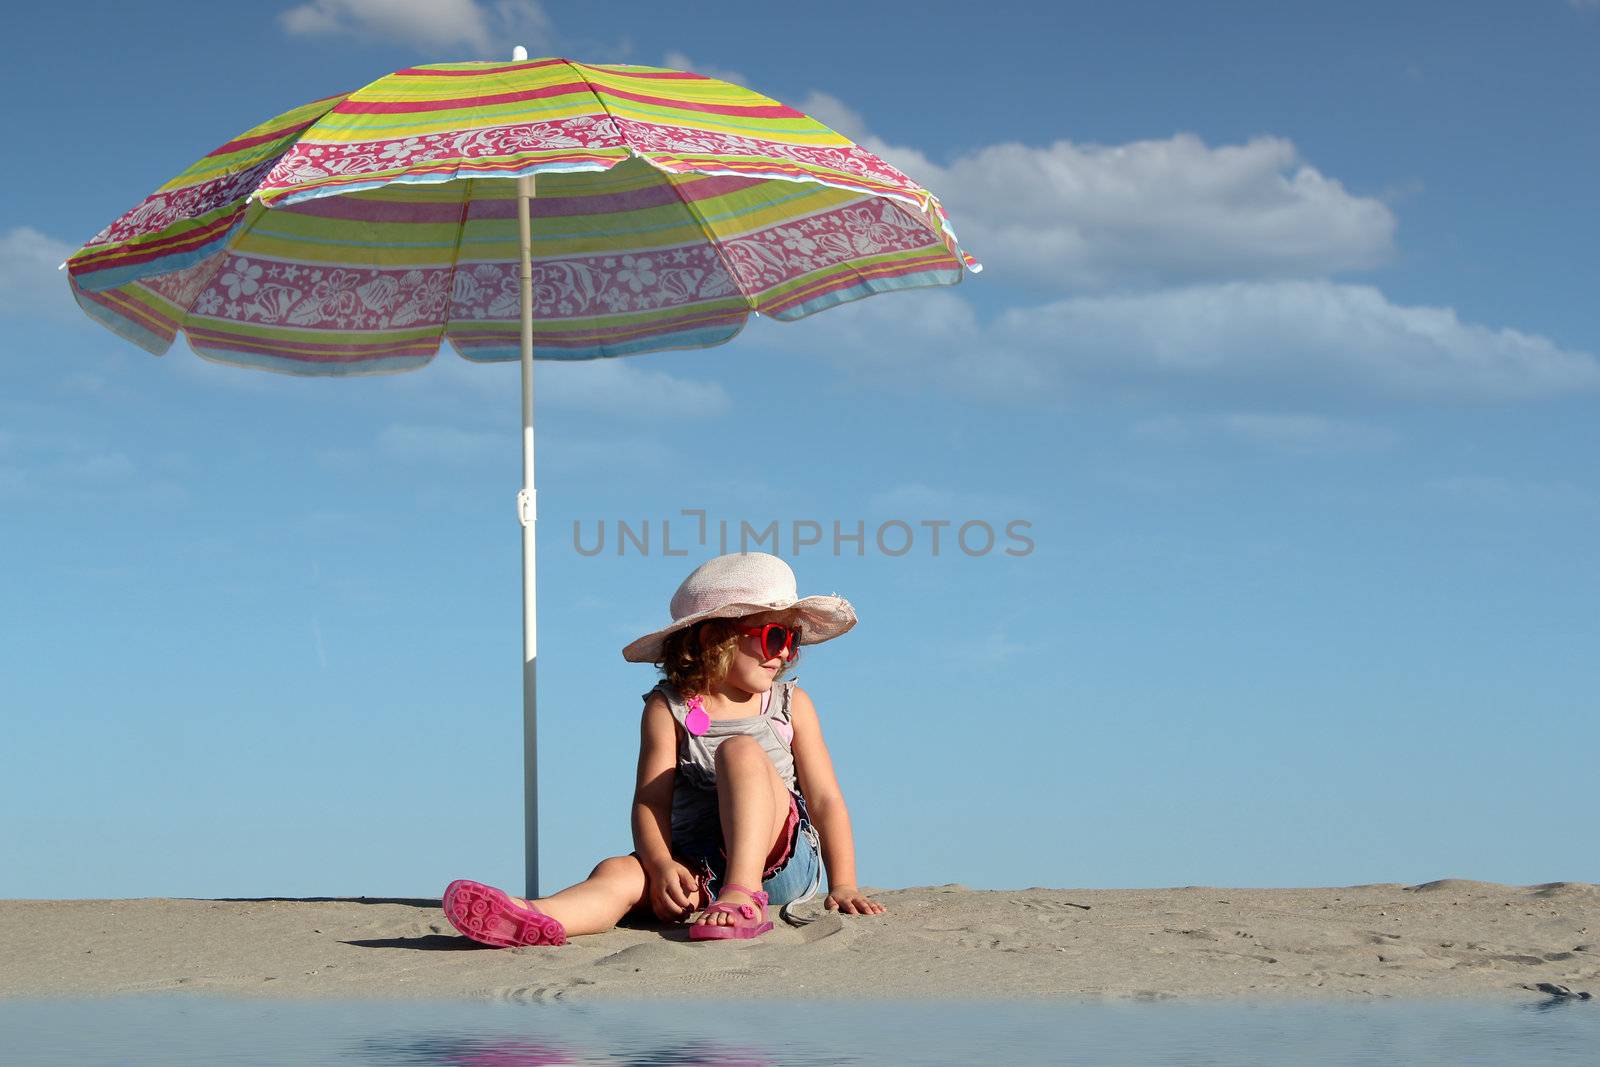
[2,879,1595,1002]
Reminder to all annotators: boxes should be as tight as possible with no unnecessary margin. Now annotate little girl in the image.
[442,551,887,944]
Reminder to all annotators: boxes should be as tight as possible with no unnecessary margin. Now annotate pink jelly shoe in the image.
[689,881,773,941]
[442,879,567,947]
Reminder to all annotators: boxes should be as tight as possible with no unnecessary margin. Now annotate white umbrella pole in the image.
[516,165,540,901]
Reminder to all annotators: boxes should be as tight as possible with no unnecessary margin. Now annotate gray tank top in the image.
[643,677,799,840]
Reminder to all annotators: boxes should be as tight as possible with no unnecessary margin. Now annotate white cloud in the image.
[795,90,872,144]
[994,281,1600,401]
[853,131,1396,290]
[790,93,1394,290]
[747,285,1056,407]
[758,98,1587,404]
[279,0,554,57]
[749,279,1600,405]
[1,227,78,321]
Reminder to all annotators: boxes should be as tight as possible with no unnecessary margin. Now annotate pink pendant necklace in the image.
[685,694,710,736]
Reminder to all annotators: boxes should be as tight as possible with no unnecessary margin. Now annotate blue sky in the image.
[3,0,1598,900]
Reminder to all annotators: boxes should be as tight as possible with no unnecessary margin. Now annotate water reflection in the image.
[0,996,1595,1066]
[360,1034,773,1067]
[1524,993,1596,1014]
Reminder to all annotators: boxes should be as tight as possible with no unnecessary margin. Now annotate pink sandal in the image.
[689,882,773,941]
[442,878,567,947]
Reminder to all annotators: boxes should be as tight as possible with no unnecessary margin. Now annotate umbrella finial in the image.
[512,46,528,61]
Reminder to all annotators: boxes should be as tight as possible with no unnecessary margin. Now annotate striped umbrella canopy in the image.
[64,55,980,898]
[67,56,979,372]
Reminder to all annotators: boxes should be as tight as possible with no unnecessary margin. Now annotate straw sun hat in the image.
[621,552,856,663]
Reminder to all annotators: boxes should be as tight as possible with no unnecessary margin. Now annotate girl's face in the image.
[717,614,794,694]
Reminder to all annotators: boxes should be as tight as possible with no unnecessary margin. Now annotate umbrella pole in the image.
[517,170,540,900]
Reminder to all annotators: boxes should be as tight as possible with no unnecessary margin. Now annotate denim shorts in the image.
[672,789,823,910]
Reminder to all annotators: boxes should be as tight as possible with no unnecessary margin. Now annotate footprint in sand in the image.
[1195,947,1281,965]
[922,922,1019,936]
[675,966,783,984]
[794,912,848,944]
[913,922,1023,952]
[594,942,693,968]
[495,977,595,1002]
[1012,899,1093,917]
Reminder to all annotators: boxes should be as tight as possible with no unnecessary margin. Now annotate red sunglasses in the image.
[739,622,801,660]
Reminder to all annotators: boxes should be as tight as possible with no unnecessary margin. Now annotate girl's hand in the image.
[644,856,705,923]
[824,885,886,915]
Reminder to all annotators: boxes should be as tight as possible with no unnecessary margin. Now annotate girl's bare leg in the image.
[697,735,790,928]
[509,854,647,937]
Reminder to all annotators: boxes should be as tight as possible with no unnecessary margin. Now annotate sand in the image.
[2,880,1596,1002]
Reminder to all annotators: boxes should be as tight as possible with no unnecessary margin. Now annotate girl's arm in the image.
[632,692,679,867]
[633,693,706,921]
[788,685,887,915]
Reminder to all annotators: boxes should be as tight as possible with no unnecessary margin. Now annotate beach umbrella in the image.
[64,51,981,896]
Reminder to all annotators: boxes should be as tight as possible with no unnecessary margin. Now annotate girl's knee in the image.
[591,853,646,888]
[714,734,765,767]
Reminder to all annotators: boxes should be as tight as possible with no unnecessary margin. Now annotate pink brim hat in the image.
[622,552,856,663]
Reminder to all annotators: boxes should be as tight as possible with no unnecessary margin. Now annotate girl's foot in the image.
[689,882,773,940]
[692,884,755,929]
[442,879,567,947]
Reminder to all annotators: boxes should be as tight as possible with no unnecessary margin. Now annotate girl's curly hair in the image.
[656,615,802,696]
